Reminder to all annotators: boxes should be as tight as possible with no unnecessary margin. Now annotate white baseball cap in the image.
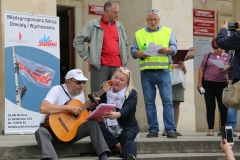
[65,69,88,81]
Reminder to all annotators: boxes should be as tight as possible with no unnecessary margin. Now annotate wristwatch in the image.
[166,48,169,54]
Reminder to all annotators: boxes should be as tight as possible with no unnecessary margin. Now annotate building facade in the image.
[0,0,239,134]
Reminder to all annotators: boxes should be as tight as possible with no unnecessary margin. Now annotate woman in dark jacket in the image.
[98,67,139,160]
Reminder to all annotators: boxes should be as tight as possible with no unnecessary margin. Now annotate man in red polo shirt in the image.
[73,0,128,94]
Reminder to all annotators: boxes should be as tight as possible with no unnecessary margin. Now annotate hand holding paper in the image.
[144,45,163,56]
[86,103,116,122]
[104,111,121,120]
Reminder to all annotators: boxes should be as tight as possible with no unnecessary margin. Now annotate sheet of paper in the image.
[106,119,118,126]
[144,45,163,56]
[86,103,116,122]
[209,59,226,68]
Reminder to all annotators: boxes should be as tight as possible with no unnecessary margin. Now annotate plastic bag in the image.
[170,67,186,89]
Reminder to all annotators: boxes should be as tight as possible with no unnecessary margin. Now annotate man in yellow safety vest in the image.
[131,9,178,139]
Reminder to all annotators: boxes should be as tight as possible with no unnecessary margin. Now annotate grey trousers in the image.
[90,65,117,94]
[35,120,110,159]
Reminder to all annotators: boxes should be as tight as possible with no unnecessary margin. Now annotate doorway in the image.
[57,6,75,83]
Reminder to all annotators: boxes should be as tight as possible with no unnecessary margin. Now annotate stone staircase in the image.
[0,132,240,160]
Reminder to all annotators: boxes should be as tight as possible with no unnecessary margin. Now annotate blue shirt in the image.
[131,25,178,59]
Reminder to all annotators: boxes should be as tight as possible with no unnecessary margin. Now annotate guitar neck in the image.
[81,87,108,111]
[94,87,107,97]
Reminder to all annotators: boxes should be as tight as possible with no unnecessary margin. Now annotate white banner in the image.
[4,12,60,134]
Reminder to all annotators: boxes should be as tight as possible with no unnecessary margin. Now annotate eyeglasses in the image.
[70,79,86,85]
[147,9,159,14]
[108,9,121,15]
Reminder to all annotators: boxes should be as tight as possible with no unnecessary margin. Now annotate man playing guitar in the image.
[35,69,110,160]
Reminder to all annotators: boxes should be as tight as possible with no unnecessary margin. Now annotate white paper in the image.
[106,118,118,126]
[209,59,226,68]
[144,45,163,56]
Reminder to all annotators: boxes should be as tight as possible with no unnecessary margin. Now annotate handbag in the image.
[222,81,240,110]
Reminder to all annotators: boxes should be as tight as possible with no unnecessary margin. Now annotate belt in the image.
[144,69,163,71]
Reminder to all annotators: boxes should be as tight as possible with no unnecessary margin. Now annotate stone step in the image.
[16,153,240,160]
[0,132,239,159]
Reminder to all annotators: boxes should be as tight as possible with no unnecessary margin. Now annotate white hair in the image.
[147,9,160,18]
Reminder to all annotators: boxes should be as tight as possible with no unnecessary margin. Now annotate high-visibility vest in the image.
[135,26,172,70]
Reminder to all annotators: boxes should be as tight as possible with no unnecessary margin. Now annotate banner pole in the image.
[12,46,22,107]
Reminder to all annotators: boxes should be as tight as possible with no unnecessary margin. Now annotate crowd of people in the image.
[34,0,239,160]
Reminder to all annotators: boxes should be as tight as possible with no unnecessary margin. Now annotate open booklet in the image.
[171,46,199,64]
[86,103,117,122]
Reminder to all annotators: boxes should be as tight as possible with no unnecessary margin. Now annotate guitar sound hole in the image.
[71,113,79,119]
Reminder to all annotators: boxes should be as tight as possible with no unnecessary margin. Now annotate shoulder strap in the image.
[204,52,211,70]
[61,85,71,100]
[202,53,211,81]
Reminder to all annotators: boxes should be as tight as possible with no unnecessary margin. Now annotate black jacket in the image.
[98,89,139,134]
[217,28,240,80]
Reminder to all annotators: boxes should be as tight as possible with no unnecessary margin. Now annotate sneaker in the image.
[207,129,214,136]
[167,132,177,139]
[146,132,158,138]
[176,131,182,136]
[162,130,167,136]
[126,154,136,160]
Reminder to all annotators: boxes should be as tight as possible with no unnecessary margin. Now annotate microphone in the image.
[88,94,99,106]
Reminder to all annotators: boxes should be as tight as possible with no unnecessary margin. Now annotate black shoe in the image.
[167,132,177,139]
[119,153,123,158]
[126,154,136,160]
[146,132,158,138]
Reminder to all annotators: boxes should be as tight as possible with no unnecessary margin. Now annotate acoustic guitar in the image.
[44,80,113,142]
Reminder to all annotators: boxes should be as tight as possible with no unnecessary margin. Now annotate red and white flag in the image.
[16,55,55,88]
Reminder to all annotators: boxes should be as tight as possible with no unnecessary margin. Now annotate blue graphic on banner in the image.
[5,46,60,112]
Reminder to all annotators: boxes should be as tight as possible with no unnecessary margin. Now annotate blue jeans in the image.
[225,107,238,131]
[141,69,176,133]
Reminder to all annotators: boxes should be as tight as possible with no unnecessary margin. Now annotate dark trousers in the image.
[90,65,117,93]
[35,120,110,159]
[203,80,228,129]
[99,122,137,160]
